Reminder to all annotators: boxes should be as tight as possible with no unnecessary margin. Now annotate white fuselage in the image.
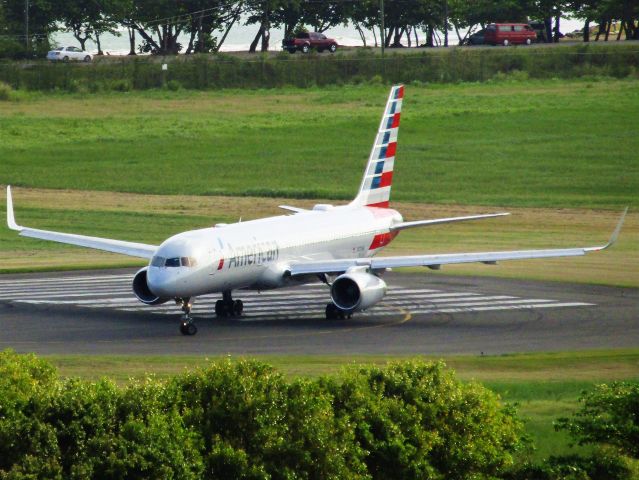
[146,204,402,299]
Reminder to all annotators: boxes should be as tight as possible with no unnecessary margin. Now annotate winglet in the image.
[6,186,22,231]
[585,207,628,252]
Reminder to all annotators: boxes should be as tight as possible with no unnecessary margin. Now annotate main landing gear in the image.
[215,290,244,318]
[325,302,352,320]
[178,297,197,336]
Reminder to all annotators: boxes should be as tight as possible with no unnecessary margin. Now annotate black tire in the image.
[180,321,197,335]
[63,56,69,62]
[329,43,337,53]
[325,303,341,320]
[301,44,310,54]
[84,55,91,62]
[233,299,244,315]
[287,48,296,54]
[215,299,225,317]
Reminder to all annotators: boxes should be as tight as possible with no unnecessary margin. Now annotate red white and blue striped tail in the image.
[351,84,404,209]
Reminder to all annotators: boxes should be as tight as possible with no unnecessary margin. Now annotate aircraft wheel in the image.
[233,300,244,315]
[325,303,339,320]
[215,300,226,317]
[180,321,197,335]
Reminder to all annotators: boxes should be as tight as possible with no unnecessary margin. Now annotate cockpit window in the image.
[165,257,181,267]
[151,256,165,267]
[181,257,197,267]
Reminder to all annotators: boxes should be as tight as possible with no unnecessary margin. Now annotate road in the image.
[0,269,637,355]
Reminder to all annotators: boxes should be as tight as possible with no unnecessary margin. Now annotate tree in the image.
[123,0,191,55]
[1,0,58,57]
[556,382,639,458]
[59,0,120,54]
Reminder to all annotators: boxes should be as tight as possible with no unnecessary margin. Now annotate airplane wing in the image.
[288,208,627,276]
[6,186,158,259]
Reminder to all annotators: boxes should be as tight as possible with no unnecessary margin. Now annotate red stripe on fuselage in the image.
[368,231,399,250]
[217,258,224,270]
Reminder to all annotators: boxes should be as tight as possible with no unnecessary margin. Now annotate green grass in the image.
[1,79,637,208]
[43,349,639,462]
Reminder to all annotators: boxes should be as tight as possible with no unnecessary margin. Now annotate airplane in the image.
[6,85,627,336]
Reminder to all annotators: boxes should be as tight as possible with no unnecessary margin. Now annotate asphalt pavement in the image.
[0,269,637,355]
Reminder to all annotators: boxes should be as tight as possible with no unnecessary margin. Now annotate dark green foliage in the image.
[0,44,637,92]
[555,382,639,458]
[0,351,528,479]
[322,361,524,479]
[506,449,632,480]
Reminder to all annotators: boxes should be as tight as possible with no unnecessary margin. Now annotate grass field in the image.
[0,79,637,208]
[44,349,639,462]
[1,79,637,283]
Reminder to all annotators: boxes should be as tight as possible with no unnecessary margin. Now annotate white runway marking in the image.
[1,273,594,320]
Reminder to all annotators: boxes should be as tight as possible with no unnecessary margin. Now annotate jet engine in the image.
[132,267,169,305]
[330,271,387,312]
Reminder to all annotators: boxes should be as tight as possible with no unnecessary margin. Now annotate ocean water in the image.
[52,18,584,55]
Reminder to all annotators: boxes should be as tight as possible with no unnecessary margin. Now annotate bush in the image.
[0,351,528,479]
[507,449,633,480]
[555,382,639,458]
[0,81,14,101]
[165,79,182,91]
[321,361,524,479]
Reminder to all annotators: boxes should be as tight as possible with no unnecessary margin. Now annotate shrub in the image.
[506,449,632,480]
[555,382,639,458]
[0,81,14,101]
[165,79,182,91]
[0,352,527,479]
[321,360,524,480]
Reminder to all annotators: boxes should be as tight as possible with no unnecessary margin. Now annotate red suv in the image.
[484,23,537,46]
[282,32,338,54]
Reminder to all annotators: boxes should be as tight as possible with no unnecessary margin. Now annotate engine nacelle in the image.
[330,271,387,312]
[132,267,169,305]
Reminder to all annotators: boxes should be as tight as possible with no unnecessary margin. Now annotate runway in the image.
[0,269,637,355]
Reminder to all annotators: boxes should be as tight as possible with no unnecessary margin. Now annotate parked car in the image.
[46,46,92,62]
[282,32,338,54]
[464,29,486,45]
[484,23,537,46]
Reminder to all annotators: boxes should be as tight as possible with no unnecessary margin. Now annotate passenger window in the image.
[165,258,180,267]
[515,25,523,31]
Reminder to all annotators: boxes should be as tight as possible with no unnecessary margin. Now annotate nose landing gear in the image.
[215,290,244,317]
[177,297,197,335]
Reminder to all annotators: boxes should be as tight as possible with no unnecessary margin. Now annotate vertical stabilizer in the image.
[351,84,404,208]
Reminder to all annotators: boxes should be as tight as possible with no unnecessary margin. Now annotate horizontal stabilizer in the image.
[390,212,510,232]
[278,205,308,214]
